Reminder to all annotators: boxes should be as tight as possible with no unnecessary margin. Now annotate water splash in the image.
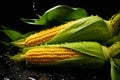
[32,1,36,12]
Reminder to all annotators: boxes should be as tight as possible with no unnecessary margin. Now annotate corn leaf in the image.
[110,42,120,80]
[111,57,120,80]
[0,29,23,41]
[21,5,88,26]
[1,29,35,41]
[0,26,35,48]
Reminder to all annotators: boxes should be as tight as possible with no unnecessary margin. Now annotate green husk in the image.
[109,41,120,80]
[109,11,120,32]
[108,41,120,57]
[11,38,26,48]
[11,52,25,62]
[110,53,120,80]
[104,12,120,46]
[46,15,114,44]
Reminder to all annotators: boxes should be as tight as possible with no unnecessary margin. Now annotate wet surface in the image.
[0,48,111,80]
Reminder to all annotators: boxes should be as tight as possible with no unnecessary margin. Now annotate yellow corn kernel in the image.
[25,21,74,47]
[25,47,81,65]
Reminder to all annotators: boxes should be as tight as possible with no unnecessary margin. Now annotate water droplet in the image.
[28,77,36,80]
[4,78,10,80]
[93,76,97,79]
[32,2,36,12]
[19,74,22,77]
[6,51,10,54]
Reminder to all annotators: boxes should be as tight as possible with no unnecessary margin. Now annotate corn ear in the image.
[24,41,120,68]
[25,47,81,65]
[19,13,120,47]
[12,12,120,48]
[25,21,74,47]
[11,40,120,68]
[22,42,111,68]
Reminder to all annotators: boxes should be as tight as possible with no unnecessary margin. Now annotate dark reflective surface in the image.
[0,50,110,80]
[0,0,119,32]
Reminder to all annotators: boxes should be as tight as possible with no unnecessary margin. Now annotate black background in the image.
[0,0,119,32]
[0,0,119,80]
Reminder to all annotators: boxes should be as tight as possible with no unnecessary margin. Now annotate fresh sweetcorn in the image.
[24,14,120,47]
[14,42,111,68]
[25,47,81,65]
[11,41,120,68]
[25,21,74,47]
[13,12,120,47]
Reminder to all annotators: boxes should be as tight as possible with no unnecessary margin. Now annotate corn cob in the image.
[25,42,120,67]
[13,12,120,47]
[25,21,74,47]
[24,13,120,47]
[18,42,111,68]
[11,41,120,68]
[24,42,110,68]
[25,47,81,65]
